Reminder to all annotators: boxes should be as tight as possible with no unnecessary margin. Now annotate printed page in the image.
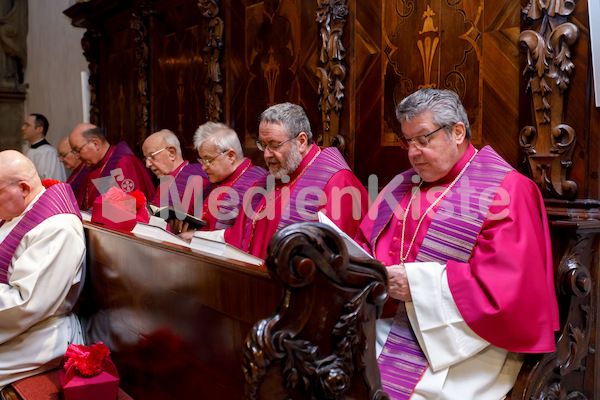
[317,212,373,259]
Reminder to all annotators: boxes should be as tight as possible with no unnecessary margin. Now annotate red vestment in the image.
[83,143,155,211]
[225,145,369,259]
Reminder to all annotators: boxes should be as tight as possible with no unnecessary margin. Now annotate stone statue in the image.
[0,0,27,90]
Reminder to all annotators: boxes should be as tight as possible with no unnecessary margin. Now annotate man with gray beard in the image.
[222,102,369,259]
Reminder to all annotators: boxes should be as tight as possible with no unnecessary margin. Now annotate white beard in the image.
[267,142,303,180]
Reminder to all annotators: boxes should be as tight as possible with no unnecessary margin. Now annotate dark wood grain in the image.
[80,221,281,399]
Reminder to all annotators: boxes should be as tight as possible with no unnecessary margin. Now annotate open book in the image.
[190,232,264,267]
[147,204,206,230]
[317,212,373,259]
[130,222,191,247]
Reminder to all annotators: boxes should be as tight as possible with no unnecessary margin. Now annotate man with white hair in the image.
[192,122,267,231]
[142,129,213,213]
[0,150,85,388]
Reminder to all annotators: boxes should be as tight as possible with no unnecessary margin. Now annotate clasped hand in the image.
[387,264,412,302]
[168,219,194,241]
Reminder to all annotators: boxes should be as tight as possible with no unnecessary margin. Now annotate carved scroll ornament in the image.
[198,0,223,122]
[519,0,578,199]
[242,222,389,399]
[316,0,348,148]
[130,12,150,142]
[81,30,99,125]
[512,223,595,400]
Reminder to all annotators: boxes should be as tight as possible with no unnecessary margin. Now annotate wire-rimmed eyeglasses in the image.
[71,140,93,155]
[143,147,167,162]
[198,151,228,167]
[398,126,446,150]
[256,133,300,152]
[0,180,20,195]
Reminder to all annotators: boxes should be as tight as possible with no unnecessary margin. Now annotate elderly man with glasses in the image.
[142,129,214,218]
[220,102,369,260]
[355,88,559,399]
[68,123,154,210]
[0,150,85,388]
[181,121,269,233]
[57,136,89,207]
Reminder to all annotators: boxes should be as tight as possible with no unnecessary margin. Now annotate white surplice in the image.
[0,189,85,388]
[26,143,67,182]
[376,262,524,400]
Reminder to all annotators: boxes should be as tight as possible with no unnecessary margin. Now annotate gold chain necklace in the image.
[245,148,321,250]
[399,149,478,265]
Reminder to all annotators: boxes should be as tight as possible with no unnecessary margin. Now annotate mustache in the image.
[266,157,279,165]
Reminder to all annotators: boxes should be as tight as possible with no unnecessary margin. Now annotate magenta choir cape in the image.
[152,161,214,212]
[84,142,155,210]
[240,146,352,250]
[207,159,267,230]
[366,146,559,398]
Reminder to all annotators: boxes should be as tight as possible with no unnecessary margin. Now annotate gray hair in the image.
[82,126,108,143]
[156,129,182,155]
[259,103,313,143]
[193,122,244,159]
[395,88,471,141]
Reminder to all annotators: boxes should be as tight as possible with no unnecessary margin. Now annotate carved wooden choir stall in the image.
[58,0,600,399]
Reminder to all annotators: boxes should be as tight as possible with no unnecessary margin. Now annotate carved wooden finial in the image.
[316,0,348,150]
[519,0,579,199]
[242,222,389,399]
[130,12,150,145]
[198,0,224,122]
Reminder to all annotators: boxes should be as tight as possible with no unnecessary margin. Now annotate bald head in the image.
[0,150,43,221]
[70,123,97,138]
[142,129,184,179]
[0,150,40,183]
[69,123,110,167]
[58,137,81,171]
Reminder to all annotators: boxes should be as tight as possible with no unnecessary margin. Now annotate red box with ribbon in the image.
[60,342,120,400]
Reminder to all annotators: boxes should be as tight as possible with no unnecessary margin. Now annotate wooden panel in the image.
[98,27,140,151]
[227,0,323,167]
[149,0,207,161]
[81,222,281,399]
[481,2,521,168]
[353,0,389,185]
[354,0,486,186]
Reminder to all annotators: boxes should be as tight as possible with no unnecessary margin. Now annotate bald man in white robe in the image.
[0,150,85,388]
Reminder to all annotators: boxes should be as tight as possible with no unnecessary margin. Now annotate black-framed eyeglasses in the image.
[398,126,446,150]
[0,179,20,194]
[256,133,300,152]
[71,140,93,155]
[199,151,228,167]
[143,147,167,162]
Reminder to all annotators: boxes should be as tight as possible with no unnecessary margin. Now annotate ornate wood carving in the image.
[519,0,579,199]
[198,0,223,122]
[130,11,150,144]
[315,0,348,148]
[512,220,598,400]
[242,222,389,400]
[81,30,99,126]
